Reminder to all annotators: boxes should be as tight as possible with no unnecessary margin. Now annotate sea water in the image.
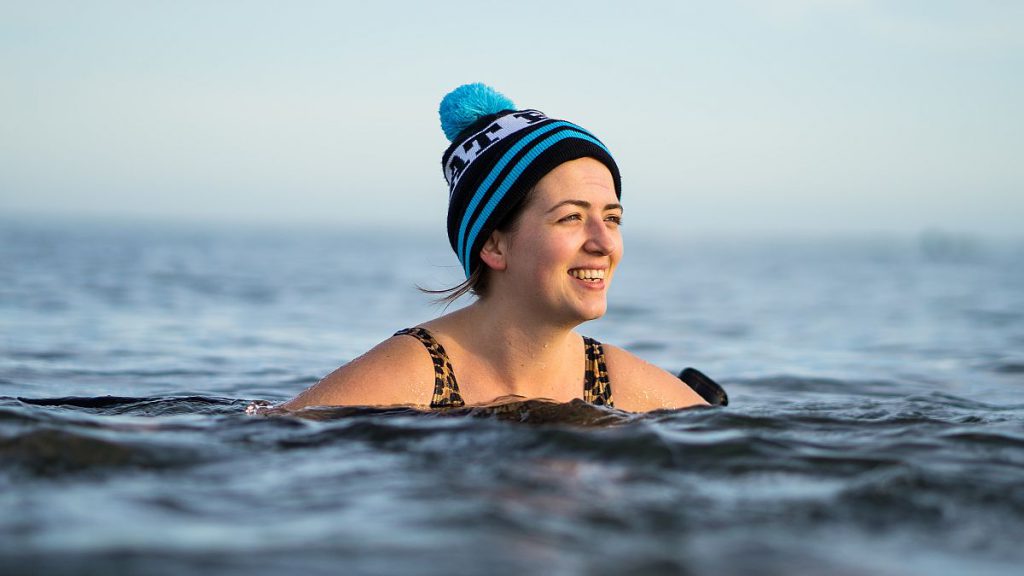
[2,218,1023,576]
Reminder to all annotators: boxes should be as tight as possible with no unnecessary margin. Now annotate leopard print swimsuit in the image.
[394,327,613,409]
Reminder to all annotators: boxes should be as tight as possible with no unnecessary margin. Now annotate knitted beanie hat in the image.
[440,83,621,278]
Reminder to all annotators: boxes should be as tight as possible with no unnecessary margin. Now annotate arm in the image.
[603,344,709,412]
[280,335,435,410]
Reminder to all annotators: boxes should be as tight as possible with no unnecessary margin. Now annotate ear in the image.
[478,230,509,271]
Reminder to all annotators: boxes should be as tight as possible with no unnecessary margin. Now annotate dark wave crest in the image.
[4,386,1024,574]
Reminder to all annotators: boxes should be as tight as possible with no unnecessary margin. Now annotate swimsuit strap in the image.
[394,327,465,409]
[395,328,613,409]
[582,336,614,407]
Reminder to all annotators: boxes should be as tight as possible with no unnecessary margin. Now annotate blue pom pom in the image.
[439,83,515,142]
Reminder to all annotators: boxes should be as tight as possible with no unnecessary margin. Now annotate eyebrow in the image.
[546,200,624,213]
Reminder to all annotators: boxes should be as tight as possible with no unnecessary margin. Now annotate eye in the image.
[605,214,623,226]
[559,213,583,223]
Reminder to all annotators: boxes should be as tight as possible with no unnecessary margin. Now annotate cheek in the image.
[535,243,568,277]
[512,235,552,275]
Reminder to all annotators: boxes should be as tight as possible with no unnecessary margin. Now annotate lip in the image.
[567,267,610,290]
[571,277,605,290]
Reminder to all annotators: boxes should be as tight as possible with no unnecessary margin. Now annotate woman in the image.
[283,83,710,412]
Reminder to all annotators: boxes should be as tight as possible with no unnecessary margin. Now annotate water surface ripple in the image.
[2,221,1023,575]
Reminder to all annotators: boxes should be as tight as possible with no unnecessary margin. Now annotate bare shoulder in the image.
[280,334,435,410]
[602,343,709,412]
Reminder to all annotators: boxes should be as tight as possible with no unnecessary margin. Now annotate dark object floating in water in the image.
[679,368,728,406]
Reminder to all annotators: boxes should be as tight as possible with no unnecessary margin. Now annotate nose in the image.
[583,217,618,256]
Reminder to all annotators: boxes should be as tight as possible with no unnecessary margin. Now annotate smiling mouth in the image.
[568,268,606,282]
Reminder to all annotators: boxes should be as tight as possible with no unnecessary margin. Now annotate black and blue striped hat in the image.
[439,83,621,278]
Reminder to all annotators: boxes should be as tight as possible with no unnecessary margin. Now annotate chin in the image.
[576,301,608,322]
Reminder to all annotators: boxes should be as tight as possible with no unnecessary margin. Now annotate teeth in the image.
[570,269,606,280]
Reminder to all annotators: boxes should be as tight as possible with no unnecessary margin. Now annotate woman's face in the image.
[500,157,623,325]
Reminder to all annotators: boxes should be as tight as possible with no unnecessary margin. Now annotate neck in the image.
[469,295,577,354]
[448,296,582,396]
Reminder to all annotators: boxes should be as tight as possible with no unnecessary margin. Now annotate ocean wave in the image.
[0,427,204,478]
[2,389,1023,574]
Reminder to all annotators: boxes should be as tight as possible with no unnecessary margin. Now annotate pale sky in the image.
[2,0,1021,236]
